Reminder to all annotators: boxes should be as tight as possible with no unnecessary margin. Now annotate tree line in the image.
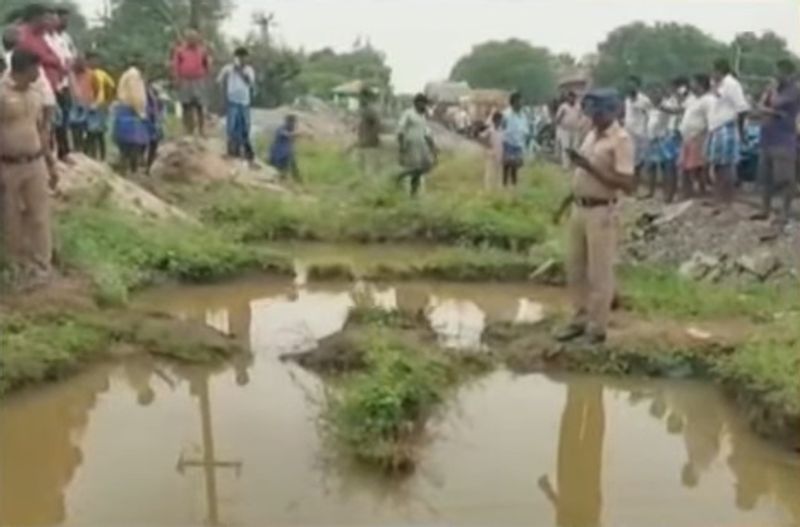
[451,22,799,104]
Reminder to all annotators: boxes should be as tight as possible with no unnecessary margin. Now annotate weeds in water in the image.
[323,330,464,472]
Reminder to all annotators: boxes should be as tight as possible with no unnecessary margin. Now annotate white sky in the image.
[77,0,800,92]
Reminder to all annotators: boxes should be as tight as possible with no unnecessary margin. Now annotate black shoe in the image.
[554,323,585,342]
[583,331,607,345]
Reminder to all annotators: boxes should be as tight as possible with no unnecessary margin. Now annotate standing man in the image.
[502,91,530,187]
[624,76,652,188]
[15,4,65,151]
[555,91,583,169]
[355,87,382,177]
[217,47,255,163]
[172,29,212,137]
[46,5,77,161]
[0,50,58,287]
[707,59,750,206]
[752,60,800,226]
[396,94,437,196]
[555,89,635,345]
[678,74,716,198]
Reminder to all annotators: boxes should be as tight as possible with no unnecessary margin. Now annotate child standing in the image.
[269,114,301,181]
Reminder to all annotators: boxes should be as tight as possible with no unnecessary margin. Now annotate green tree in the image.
[232,35,303,107]
[593,22,727,87]
[295,44,392,97]
[733,31,799,93]
[90,0,231,78]
[450,39,557,103]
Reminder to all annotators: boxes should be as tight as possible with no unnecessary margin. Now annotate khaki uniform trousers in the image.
[0,159,52,277]
[566,203,618,334]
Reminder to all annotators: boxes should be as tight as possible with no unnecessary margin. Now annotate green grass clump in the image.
[57,206,276,305]
[620,265,798,321]
[717,314,800,417]
[0,314,110,395]
[324,331,458,471]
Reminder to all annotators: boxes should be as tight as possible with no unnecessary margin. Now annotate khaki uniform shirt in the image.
[0,76,44,157]
[571,121,634,200]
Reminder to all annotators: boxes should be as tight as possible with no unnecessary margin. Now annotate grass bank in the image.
[198,144,568,251]
[56,205,289,306]
[0,309,241,396]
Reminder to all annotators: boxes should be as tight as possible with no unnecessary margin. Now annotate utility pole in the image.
[176,375,242,526]
[253,11,276,46]
[189,0,201,30]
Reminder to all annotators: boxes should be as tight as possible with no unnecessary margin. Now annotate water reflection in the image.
[3,276,800,526]
[539,378,605,527]
[2,361,800,526]
[141,278,557,355]
[0,369,109,526]
[176,366,243,526]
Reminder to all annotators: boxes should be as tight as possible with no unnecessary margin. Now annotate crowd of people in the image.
[0,2,235,290]
[550,58,800,226]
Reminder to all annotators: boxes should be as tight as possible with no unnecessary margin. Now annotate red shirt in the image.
[171,44,210,80]
[16,24,65,91]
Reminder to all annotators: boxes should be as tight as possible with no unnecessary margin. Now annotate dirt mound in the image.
[149,137,284,191]
[623,198,800,283]
[57,154,194,222]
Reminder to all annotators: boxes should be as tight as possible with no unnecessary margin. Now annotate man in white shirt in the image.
[678,74,716,197]
[555,91,584,169]
[642,84,678,201]
[624,76,653,188]
[707,59,750,205]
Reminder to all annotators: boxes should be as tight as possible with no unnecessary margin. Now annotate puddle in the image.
[2,274,799,527]
[135,275,566,353]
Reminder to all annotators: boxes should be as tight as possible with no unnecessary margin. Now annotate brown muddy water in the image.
[2,273,800,527]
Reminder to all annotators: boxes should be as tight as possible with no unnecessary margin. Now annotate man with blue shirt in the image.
[502,91,530,187]
[218,47,256,162]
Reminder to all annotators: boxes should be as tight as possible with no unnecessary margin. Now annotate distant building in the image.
[332,79,379,112]
[557,67,592,96]
[424,81,471,106]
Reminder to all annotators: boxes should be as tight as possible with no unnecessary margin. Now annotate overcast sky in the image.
[76,0,800,92]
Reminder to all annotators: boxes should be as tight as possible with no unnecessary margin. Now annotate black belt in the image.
[575,197,616,208]
[0,151,45,165]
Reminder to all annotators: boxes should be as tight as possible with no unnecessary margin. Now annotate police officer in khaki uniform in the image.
[0,50,58,288]
[555,88,635,344]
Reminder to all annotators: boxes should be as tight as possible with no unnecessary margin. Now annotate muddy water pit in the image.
[2,270,800,526]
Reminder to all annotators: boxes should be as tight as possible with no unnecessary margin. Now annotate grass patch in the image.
[0,313,110,395]
[717,314,800,418]
[200,146,568,251]
[0,310,243,396]
[57,206,285,305]
[318,322,487,472]
[619,265,798,321]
